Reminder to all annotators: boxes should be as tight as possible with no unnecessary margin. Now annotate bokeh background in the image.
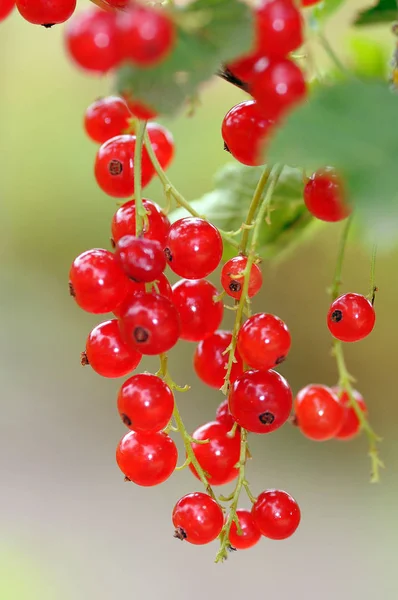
[1,1,397,599]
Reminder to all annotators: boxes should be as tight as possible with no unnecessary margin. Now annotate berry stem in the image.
[329,215,353,301]
[134,120,148,237]
[369,243,378,303]
[239,165,272,254]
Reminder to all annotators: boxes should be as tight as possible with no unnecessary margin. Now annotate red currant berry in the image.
[251,58,307,120]
[229,369,292,434]
[117,5,175,67]
[304,168,350,222]
[105,0,128,6]
[226,52,265,84]
[115,236,166,283]
[172,279,223,342]
[116,430,177,486]
[327,293,375,343]
[69,248,129,314]
[237,313,291,371]
[215,399,236,430]
[16,0,75,25]
[255,0,303,59]
[165,218,223,279]
[332,387,367,440]
[119,292,180,355]
[0,0,15,21]
[172,492,224,545]
[84,319,141,378]
[84,96,131,144]
[147,123,175,171]
[189,421,241,486]
[117,373,174,433]
[112,199,170,246]
[221,256,263,300]
[294,384,344,441]
[65,8,120,73]
[113,273,173,317]
[229,509,261,550]
[252,490,300,540]
[222,100,274,166]
[302,0,321,5]
[95,135,154,198]
[194,331,244,389]
[122,94,158,121]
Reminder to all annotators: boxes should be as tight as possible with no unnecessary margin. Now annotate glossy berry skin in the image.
[294,384,344,441]
[65,9,120,73]
[194,331,244,389]
[229,509,261,550]
[84,319,141,378]
[172,279,223,342]
[0,0,15,21]
[189,421,241,486]
[255,0,303,59]
[147,123,175,171]
[84,96,131,144]
[119,292,180,355]
[116,430,177,486]
[221,256,263,300]
[252,490,300,540]
[304,168,350,222]
[117,5,175,67]
[113,273,172,317]
[95,135,154,198]
[69,248,129,314]
[16,0,75,25]
[237,313,291,371]
[222,100,274,166]
[226,52,264,84]
[327,293,375,343]
[165,218,223,280]
[229,369,292,434]
[112,199,170,246]
[251,58,307,121]
[333,387,367,440]
[117,373,174,433]
[115,236,166,283]
[215,399,236,430]
[172,492,224,545]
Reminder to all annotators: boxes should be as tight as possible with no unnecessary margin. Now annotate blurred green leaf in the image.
[115,0,253,116]
[347,35,389,78]
[355,0,397,25]
[311,0,346,25]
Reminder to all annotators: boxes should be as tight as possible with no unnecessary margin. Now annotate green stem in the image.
[318,31,351,77]
[369,244,378,303]
[134,120,148,237]
[239,165,272,254]
[329,216,353,300]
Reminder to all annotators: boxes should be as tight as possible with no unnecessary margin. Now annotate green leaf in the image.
[115,0,253,116]
[347,35,390,78]
[355,0,397,26]
[311,0,346,25]
[268,80,398,247]
[170,163,316,261]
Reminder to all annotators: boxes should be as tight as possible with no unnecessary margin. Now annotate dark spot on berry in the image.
[121,413,132,427]
[124,476,131,482]
[42,23,55,28]
[229,280,241,293]
[173,527,187,541]
[134,327,149,343]
[80,351,89,366]
[164,247,172,262]
[259,411,275,425]
[109,159,123,176]
[331,309,343,323]
[110,237,116,249]
[69,282,76,297]
[224,141,231,153]
[275,355,286,365]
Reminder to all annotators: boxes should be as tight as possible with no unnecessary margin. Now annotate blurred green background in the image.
[1,2,397,599]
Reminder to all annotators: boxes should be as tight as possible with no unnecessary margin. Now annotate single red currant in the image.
[226,51,265,84]
[172,279,223,342]
[116,430,177,486]
[165,218,223,279]
[327,293,375,343]
[0,0,15,21]
[122,94,158,121]
[119,292,180,355]
[115,236,166,283]
[237,313,291,371]
[65,8,121,73]
[189,421,241,486]
[221,256,263,300]
[16,0,75,25]
[229,509,261,550]
[215,399,236,430]
[84,96,131,144]
[84,319,141,378]
[194,331,244,389]
[147,122,175,171]
[255,0,303,59]
[252,490,300,540]
[304,168,350,222]
[69,248,129,314]
[113,273,173,317]
[112,199,170,246]
[294,384,344,441]
[332,387,367,440]
[117,5,175,67]
[95,135,154,198]
[117,373,174,433]
[229,369,292,434]
[172,492,224,544]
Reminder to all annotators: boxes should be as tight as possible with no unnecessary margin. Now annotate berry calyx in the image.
[327,293,376,343]
[112,199,170,246]
[172,492,224,545]
[16,0,76,26]
[237,313,291,371]
[221,256,263,300]
[252,490,300,540]
[229,509,261,550]
[172,279,224,342]
[115,235,166,283]
[215,399,236,431]
[294,384,344,441]
[193,331,244,389]
[304,168,350,222]
[255,0,303,59]
[333,387,367,440]
[84,96,131,144]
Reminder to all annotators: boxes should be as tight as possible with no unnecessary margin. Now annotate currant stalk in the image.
[133,119,148,236]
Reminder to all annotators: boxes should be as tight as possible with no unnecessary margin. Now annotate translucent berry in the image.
[0,0,15,21]
[115,235,166,283]
[194,331,244,389]
[304,168,350,222]
[332,387,367,440]
[172,279,223,342]
[229,369,292,434]
[113,273,173,317]
[255,0,303,59]
[84,96,131,144]
[116,430,177,486]
[294,384,344,441]
[165,218,223,279]
[229,509,261,550]
[252,490,300,540]
[16,0,75,25]
[221,256,263,300]
[172,492,224,545]
[117,373,174,433]
[69,248,129,314]
[147,122,175,171]
[237,313,291,371]
[215,399,236,430]
[112,199,170,246]
[189,421,241,485]
[327,293,375,343]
